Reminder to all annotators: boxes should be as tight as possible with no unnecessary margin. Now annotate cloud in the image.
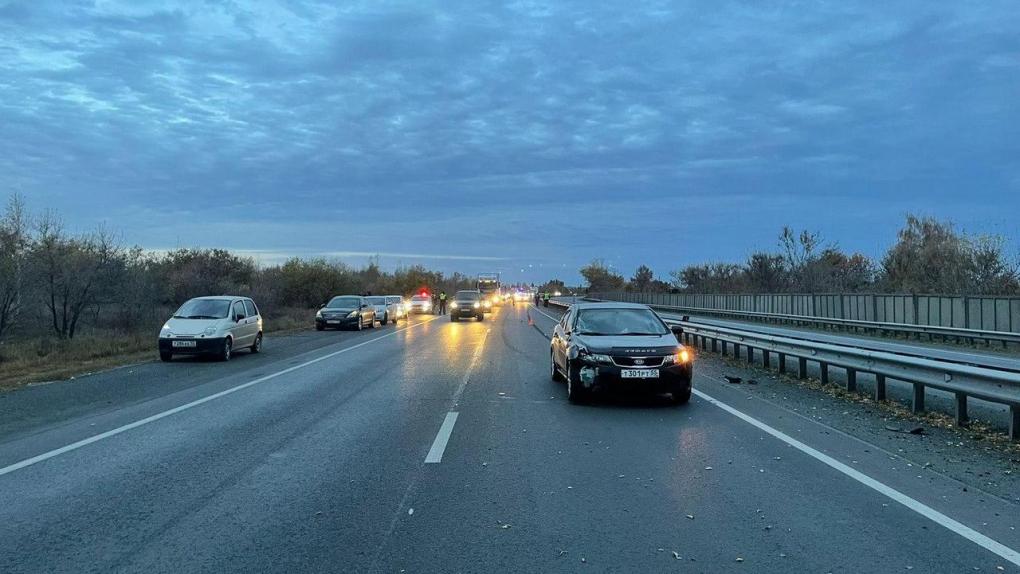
[2,0,1019,283]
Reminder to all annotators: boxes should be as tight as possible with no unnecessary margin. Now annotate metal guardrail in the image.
[545,298,1020,440]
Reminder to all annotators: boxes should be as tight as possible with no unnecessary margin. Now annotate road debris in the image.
[685,514,695,520]
[672,551,682,560]
[724,375,742,384]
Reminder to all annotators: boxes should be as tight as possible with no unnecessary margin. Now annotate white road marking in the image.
[693,388,1020,567]
[0,317,440,478]
[529,304,559,322]
[424,412,459,464]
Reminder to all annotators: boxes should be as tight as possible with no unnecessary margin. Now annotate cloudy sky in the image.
[2,1,1018,284]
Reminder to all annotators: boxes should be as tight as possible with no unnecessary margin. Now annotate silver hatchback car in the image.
[158,296,264,362]
[365,295,404,325]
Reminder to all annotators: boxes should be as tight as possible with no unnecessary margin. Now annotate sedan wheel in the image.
[550,352,564,382]
[220,338,233,362]
[251,333,263,354]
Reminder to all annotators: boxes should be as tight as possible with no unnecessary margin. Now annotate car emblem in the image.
[634,359,645,365]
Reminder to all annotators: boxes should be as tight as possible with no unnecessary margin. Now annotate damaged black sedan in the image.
[550,302,692,404]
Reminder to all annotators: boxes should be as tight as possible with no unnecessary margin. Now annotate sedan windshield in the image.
[173,299,231,319]
[327,297,361,309]
[455,291,480,301]
[574,308,669,336]
[365,297,386,305]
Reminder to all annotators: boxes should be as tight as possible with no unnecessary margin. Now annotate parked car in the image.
[408,294,432,314]
[315,296,376,331]
[386,295,407,322]
[365,295,403,325]
[550,302,692,404]
[158,296,263,362]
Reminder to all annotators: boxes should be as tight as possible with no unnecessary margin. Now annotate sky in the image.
[2,0,1019,285]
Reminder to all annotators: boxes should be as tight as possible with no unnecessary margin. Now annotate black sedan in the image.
[315,296,377,331]
[550,302,692,404]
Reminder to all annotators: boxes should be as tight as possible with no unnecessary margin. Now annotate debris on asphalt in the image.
[498,392,506,397]
[704,466,713,470]
[885,425,925,435]
[685,514,695,520]
[724,375,742,384]
[558,550,568,557]
[672,551,682,560]
[408,508,414,515]
[736,557,744,562]
[747,379,759,385]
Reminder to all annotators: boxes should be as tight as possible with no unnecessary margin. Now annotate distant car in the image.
[158,296,263,362]
[386,295,407,322]
[364,295,403,325]
[315,296,376,331]
[450,290,488,322]
[550,302,692,404]
[408,294,433,314]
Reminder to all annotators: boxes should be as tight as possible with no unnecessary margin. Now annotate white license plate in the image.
[172,340,197,348]
[621,369,659,379]
[327,320,341,325]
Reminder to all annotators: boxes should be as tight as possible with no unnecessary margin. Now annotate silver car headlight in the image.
[316,310,323,318]
[203,326,217,336]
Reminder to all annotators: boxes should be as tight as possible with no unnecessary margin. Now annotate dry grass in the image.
[0,307,314,391]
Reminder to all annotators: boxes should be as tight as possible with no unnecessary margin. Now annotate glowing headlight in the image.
[451,301,459,309]
[665,347,691,365]
[482,301,491,308]
[472,302,480,309]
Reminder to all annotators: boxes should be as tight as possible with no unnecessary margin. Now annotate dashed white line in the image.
[0,317,441,478]
[424,412,459,464]
[693,388,1020,567]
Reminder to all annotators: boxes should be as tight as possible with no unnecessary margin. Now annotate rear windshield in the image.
[174,299,231,319]
[574,308,669,336]
[365,297,386,305]
[327,296,361,309]
[455,291,480,301]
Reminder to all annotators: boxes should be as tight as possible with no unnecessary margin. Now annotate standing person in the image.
[534,291,541,306]
[542,291,550,307]
[438,291,448,314]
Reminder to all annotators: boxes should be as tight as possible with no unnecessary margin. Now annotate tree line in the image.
[578,215,1020,295]
[0,196,474,342]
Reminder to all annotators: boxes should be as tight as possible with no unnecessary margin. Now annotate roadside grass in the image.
[0,307,313,391]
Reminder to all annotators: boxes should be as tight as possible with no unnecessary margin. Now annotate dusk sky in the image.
[2,1,1019,285]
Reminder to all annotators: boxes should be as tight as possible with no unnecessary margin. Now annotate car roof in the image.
[569,301,652,311]
[191,295,246,301]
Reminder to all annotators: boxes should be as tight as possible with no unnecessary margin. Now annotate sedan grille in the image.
[611,356,665,368]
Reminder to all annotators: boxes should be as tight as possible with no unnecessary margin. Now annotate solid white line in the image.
[424,412,459,464]
[529,304,559,322]
[692,388,1020,566]
[0,317,440,478]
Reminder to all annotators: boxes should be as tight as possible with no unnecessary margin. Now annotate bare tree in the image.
[0,194,30,340]
[31,214,123,339]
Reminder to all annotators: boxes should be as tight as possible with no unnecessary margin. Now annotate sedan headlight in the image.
[472,302,480,309]
[664,347,691,365]
[451,301,459,309]
[589,353,612,364]
[316,310,323,318]
[347,310,359,318]
[203,326,217,336]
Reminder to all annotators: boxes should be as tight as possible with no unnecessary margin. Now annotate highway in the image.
[1,304,1019,573]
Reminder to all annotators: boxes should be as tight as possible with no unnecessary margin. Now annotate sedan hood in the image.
[573,333,679,355]
[165,317,223,336]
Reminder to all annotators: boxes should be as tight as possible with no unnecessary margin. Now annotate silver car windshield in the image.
[173,299,231,319]
[364,297,386,305]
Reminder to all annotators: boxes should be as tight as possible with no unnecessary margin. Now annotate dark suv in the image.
[450,290,485,322]
[550,302,692,404]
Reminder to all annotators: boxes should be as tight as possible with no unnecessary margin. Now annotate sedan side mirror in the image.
[236,314,246,322]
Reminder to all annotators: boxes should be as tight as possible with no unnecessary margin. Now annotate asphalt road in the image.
[1,305,1018,573]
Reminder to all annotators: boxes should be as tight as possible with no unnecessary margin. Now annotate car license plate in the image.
[327,320,340,325]
[172,340,196,348]
[621,369,658,379]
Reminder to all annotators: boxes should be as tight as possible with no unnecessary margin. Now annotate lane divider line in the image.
[0,316,441,479]
[692,388,1020,567]
[424,412,459,464]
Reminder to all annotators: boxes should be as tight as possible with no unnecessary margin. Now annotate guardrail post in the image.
[762,350,770,369]
[721,341,728,357]
[778,353,786,374]
[1010,406,1019,441]
[711,338,718,353]
[798,357,807,379]
[846,368,857,392]
[746,346,755,365]
[875,374,887,401]
[955,393,968,427]
[912,383,925,413]
[820,362,829,385]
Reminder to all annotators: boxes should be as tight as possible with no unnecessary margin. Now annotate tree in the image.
[629,265,655,292]
[669,263,745,293]
[880,215,972,293]
[745,252,786,292]
[579,259,625,292]
[31,214,123,339]
[0,194,30,340]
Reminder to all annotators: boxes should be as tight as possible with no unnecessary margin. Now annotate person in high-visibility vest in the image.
[438,291,448,314]
[542,292,550,307]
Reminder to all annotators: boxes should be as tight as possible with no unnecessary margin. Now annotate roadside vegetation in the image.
[0,195,474,388]
[578,215,1020,295]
